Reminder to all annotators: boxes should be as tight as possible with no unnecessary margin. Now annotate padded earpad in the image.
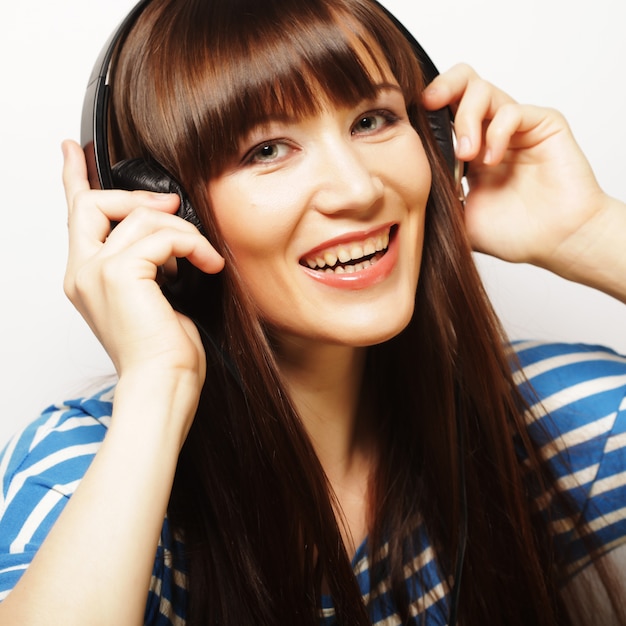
[111,158,215,318]
[426,107,456,175]
[111,158,205,235]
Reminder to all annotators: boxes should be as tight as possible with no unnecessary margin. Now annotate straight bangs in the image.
[110,0,428,183]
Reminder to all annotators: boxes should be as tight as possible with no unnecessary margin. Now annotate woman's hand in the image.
[62,139,224,397]
[423,64,626,302]
[0,142,226,626]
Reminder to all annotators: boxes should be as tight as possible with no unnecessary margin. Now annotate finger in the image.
[481,103,525,165]
[68,206,224,289]
[102,227,225,279]
[101,207,224,272]
[423,63,514,111]
[62,138,181,221]
[451,78,498,161]
[63,139,183,271]
[422,64,516,159]
[66,190,174,264]
[483,104,560,165]
[103,206,198,251]
[61,139,91,210]
[64,164,181,267]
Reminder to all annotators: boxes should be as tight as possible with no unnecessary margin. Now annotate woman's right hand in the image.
[0,143,225,626]
[62,140,224,412]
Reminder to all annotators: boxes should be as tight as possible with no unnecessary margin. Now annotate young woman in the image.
[0,0,625,624]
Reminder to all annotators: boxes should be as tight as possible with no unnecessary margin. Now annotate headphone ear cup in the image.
[426,108,456,175]
[111,158,205,234]
[110,158,215,319]
[425,108,466,202]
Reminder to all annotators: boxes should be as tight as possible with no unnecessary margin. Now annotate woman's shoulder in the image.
[510,339,626,474]
[0,386,114,535]
[0,382,115,516]
[512,339,626,380]
[511,341,626,573]
[0,384,114,488]
[511,340,626,422]
[0,385,187,621]
[510,340,626,463]
[0,385,115,602]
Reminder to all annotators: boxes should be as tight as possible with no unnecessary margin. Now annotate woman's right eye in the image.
[243,140,293,166]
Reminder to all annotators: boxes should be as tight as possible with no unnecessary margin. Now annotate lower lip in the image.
[300,227,399,290]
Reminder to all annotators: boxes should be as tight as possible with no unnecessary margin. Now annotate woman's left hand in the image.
[423,64,626,302]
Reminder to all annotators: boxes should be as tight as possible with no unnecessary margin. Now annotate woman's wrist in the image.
[539,194,626,304]
[110,365,203,452]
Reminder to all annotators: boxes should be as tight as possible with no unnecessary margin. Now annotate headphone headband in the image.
[81,0,152,189]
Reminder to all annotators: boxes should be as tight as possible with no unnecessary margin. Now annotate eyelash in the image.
[241,108,401,166]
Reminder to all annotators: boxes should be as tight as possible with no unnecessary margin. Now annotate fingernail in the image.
[483,149,493,165]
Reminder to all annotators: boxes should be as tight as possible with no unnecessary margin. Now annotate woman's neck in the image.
[275,336,375,555]
[275,337,370,469]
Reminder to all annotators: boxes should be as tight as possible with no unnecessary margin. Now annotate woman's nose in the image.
[309,138,384,217]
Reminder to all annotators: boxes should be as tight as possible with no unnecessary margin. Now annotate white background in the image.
[1,0,625,447]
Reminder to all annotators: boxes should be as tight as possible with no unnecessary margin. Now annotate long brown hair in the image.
[108,0,619,623]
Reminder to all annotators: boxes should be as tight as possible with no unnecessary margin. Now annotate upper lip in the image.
[300,223,394,270]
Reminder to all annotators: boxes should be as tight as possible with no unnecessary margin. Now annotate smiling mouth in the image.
[300,226,395,274]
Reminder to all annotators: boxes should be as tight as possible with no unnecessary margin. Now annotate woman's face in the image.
[208,73,431,350]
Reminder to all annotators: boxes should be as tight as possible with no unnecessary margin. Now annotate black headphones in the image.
[80,0,460,195]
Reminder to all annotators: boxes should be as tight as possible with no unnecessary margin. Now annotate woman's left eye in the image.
[351,111,398,135]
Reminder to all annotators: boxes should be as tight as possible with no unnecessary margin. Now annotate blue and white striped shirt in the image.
[1,342,625,624]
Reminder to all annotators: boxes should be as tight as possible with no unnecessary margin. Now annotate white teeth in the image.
[337,246,352,264]
[323,251,338,267]
[304,228,392,271]
[321,258,375,274]
[350,243,364,260]
[363,238,376,256]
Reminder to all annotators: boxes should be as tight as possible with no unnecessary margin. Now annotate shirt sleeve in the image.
[0,386,188,624]
[0,390,113,601]
[512,341,626,576]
